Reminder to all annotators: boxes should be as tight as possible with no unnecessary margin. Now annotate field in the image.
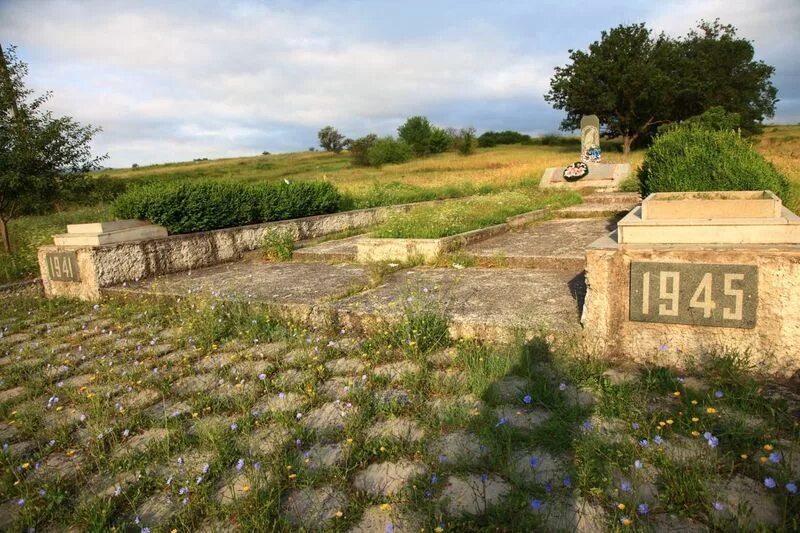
[1,295,799,531]
[1,126,798,285]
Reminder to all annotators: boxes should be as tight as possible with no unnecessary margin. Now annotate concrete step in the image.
[465,218,615,270]
[557,203,634,218]
[292,235,363,262]
[582,192,641,205]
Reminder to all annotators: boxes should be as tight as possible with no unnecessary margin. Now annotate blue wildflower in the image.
[563,476,572,488]
[621,480,632,493]
[236,458,245,471]
[631,422,640,430]
[714,390,724,399]
[531,499,543,511]
[765,477,777,489]
[707,436,719,448]
[530,456,540,468]
[786,482,797,494]
[495,417,507,427]
[769,451,782,464]
[523,395,532,404]
[582,420,593,431]
[712,501,725,511]
[654,435,663,445]
[639,439,649,448]
[637,503,649,515]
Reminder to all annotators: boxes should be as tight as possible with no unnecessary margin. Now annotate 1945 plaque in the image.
[45,252,80,282]
[629,262,757,328]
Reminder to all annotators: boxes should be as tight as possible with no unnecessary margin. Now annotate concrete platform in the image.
[293,236,364,262]
[465,218,616,270]
[334,267,585,340]
[557,203,634,218]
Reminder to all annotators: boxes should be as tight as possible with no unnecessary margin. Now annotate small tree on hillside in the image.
[397,116,433,156]
[0,44,105,252]
[317,126,347,153]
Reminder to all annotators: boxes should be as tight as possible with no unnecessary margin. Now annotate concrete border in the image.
[37,203,421,300]
[540,163,630,191]
[355,209,549,263]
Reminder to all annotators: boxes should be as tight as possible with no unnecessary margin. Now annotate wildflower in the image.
[740,454,748,460]
[712,501,725,511]
[707,436,719,448]
[637,503,649,515]
[621,480,632,493]
[122,429,130,438]
[17,498,24,507]
[334,511,343,518]
[38,488,46,496]
[113,485,122,497]
[530,456,540,468]
[380,503,391,511]
[544,481,553,493]
[654,435,663,445]
[563,476,572,488]
[631,422,640,430]
[691,431,700,437]
[295,412,302,420]
[196,476,203,485]
[672,391,681,397]
[177,457,184,465]
[786,482,797,494]
[659,344,668,351]
[236,458,245,471]
[258,373,267,381]
[769,451,781,463]
[620,516,632,526]
[616,502,625,510]
[230,423,238,431]
[495,417,507,427]
[142,528,151,533]
[691,417,699,423]
[639,439,649,448]
[764,444,774,451]
[634,459,643,469]
[178,486,189,495]
[431,474,438,484]
[764,477,777,489]
[254,462,261,471]
[559,382,567,391]
[691,399,698,405]
[582,420,593,432]
[530,499,543,511]
[714,390,724,399]
[706,407,717,414]
[523,395,532,404]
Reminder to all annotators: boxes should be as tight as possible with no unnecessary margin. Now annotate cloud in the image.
[1,0,797,166]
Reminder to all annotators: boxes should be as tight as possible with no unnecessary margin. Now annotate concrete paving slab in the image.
[557,203,633,218]
[104,260,372,307]
[293,235,365,262]
[335,267,585,340]
[466,218,615,270]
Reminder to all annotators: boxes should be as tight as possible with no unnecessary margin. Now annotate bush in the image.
[397,116,434,156]
[113,180,342,234]
[367,137,413,167]
[638,126,789,200]
[262,227,294,261]
[452,127,477,156]
[478,130,532,147]
[317,126,348,153]
[659,106,743,136]
[428,127,452,154]
[349,134,379,166]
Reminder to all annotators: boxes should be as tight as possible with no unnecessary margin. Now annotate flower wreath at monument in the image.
[582,145,602,163]
[563,161,589,181]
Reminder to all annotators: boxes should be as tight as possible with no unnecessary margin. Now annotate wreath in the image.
[563,161,589,181]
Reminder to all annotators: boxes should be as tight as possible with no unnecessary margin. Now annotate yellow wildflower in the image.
[691,417,699,423]
[672,391,681,397]
[617,503,626,510]
[763,444,774,451]
[706,407,717,414]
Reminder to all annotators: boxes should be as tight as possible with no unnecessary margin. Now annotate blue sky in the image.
[2,0,798,167]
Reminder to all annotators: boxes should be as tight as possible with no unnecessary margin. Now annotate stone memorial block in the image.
[45,251,80,282]
[580,114,600,153]
[582,190,800,377]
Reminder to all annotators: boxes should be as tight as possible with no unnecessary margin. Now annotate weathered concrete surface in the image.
[584,235,800,378]
[466,218,615,270]
[293,235,365,262]
[39,204,417,301]
[557,203,633,218]
[540,163,631,192]
[335,268,584,340]
[104,261,372,325]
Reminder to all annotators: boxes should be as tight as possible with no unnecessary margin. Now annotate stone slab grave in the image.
[540,114,631,191]
[466,217,616,270]
[53,220,167,246]
[583,190,800,377]
[335,267,585,340]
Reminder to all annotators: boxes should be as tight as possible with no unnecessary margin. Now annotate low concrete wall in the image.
[38,204,415,300]
[356,209,549,263]
[582,234,800,378]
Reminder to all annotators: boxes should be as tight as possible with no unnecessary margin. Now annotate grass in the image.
[0,293,798,531]
[371,189,581,239]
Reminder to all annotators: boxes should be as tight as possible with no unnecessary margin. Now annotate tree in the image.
[397,116,433,156]
[544,21,777,155]
[348,133,378,166]
[428,127,452,154]
[452,127,477,156]
[317,126,347,153]
[0,44,105,252]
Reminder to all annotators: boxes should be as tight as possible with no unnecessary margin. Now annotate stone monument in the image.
[540,114,631,191]
[582,190,800,377]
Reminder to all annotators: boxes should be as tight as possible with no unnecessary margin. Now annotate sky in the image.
[1,0,799,168]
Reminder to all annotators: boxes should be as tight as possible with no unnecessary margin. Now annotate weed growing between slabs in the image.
[0,294,798,531]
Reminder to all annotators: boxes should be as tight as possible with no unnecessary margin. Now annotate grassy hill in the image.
[1,126,798,284]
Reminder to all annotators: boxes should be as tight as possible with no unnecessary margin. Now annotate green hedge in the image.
[639,126,789,200]
[113,180,342,234]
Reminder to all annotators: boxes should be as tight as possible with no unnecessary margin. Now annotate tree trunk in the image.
[0,218,10,253]
[622,133,638,157]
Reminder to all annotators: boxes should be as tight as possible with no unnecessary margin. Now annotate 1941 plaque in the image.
[629,262,757,328]
[45,252,80,282]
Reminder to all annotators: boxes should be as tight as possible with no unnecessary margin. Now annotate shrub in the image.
[367,137,413,167]
[349,134,379,166]
[113,180,342,234]
[659,106,743,136]
[638,126,789,200]
[397,116,433,156]
[262,227,294,261]
[452,127,477,156]
[477,130,533,147]
[428,127,452,154]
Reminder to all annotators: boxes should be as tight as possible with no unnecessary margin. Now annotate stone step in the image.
[292,236,363,262]
[557,203,634,218]
[581,192,641,205]
[465,218,615,270]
